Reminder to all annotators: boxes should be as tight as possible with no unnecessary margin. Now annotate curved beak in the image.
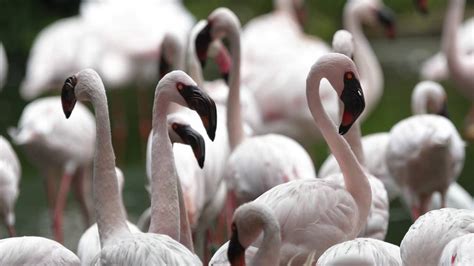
[339,76,365,135]
[173,123,206,168]
[414,0,428,14]
[178,85,217,141]
[227,224,245,266]
[61,76,77,119]
[377,7,396,39]
[195,22,212,68]
[215,44,231,84]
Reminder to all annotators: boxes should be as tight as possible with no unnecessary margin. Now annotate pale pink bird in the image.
[439,233,474,265]
[195,8,316,233]
[61,69,213,264]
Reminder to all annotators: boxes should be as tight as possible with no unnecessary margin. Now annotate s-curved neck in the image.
[89,82,130,247]
[149,91,180,241]
[344,8,383,117]
[226,23,245,151]
[443,0,474,97]
[306,69,371,233]
[252,214,281,265]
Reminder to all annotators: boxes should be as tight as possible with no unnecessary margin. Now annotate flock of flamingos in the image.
[1,0,474,264]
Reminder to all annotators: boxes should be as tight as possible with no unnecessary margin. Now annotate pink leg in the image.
[7,225,16,237]
[53,172,74,243]
[72,167,91,227]
[43,172,58,218]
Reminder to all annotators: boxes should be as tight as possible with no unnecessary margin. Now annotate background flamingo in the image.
[0,42,7,90]
[0,136,20,236]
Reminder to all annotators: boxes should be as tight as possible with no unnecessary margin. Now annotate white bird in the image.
[316,238,402,265]
[224,53,371,265]
[77,167,141,266]
[386,83,465,219]
[8,96,96,242]
[439,233,474,265]
[60,69,212,264]
[0,236,79,265]
[0,42,7,90]
[420,18,474,81]
[195,8,316,229]
[319,29,389,241]
[209,202,281,265]
[442,0,474,139]
[0,136,21,236]
[400,208,474,265]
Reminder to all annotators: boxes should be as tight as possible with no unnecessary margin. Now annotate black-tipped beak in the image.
[178,85,217,141]
[173,123,206,168]
[61,76,78,119]
[195,22,212,68]
[438,102,449,119]
[159,53,172,80]
[414,0,428,14]
[339,75,365,135]
[228,224,245,266]
[377,7,396,39]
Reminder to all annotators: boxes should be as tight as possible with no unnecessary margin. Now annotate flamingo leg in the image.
[72,166,91,227]
[43,171,58,218]
[136,87,152,155]
[53,172,74,243]
[6,224,16,237]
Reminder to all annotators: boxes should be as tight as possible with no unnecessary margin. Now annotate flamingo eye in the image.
[345,72,354,80]
[172,123,179,131]
[177,82,184,91]
[231,223,237,232]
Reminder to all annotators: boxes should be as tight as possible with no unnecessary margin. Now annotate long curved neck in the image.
[443,0,473,96]
[90,86,130,247]
[177,177,194,251]
[251,213,281,265]
[306,72,371,233]
[149,92,180,241]
[344,9,383,117]
[226,25,245,151]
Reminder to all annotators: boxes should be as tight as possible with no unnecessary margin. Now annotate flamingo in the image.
[195,8,316,230]
[209,53,371,264]
[209,202,281,265]
[0,236,79,265]
[386,85,465,220]
[8,96,95,243]
[0,42,7,90]
[439,233,474,265]
[61,69,214,264]
[0,136,20,236]
[77,167,141,266]
[241,0,394,145]
[319,29,389,241]
[442,0,474,140]
[400,208,474,265]
[316,238,402,265]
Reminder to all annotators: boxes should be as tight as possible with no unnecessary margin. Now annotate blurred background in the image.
[0,0,474,251]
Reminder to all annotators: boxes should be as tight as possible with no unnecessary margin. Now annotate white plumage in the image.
[316,238,401,266]
[0,136,21,236]
[440,233,474,266]
[0,236,79,265]
[401,208,474,265]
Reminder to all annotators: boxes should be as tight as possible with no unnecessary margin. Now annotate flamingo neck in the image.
[443,0,473,97]
[252,214,281,265]
[149,92,180,241]
[306,71,371,234]
[90,86,130,247]
[177,177,194,251]
[226,25,245,151]
[344,8,383,117]
[186,33,204,87]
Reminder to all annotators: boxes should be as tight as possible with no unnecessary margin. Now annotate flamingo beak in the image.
[339,74,365,135]
[172,123,206,168]
[195,22,212,68]
[414,0,429,14]
[228,223,246,266]
[61,75,77,119]
[178,85,217,141]
[377,7,396,39]
[438,101,450,119]
[215,45,232,84]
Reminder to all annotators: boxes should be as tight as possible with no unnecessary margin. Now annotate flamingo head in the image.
[345,0,396,39]
[158,71,217,141]
[168,115,206,168]
[339,71,365,135]
[414,0,429,14]
[376,6,396,39]
[61,75,78,119]
[228,223,246,266]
